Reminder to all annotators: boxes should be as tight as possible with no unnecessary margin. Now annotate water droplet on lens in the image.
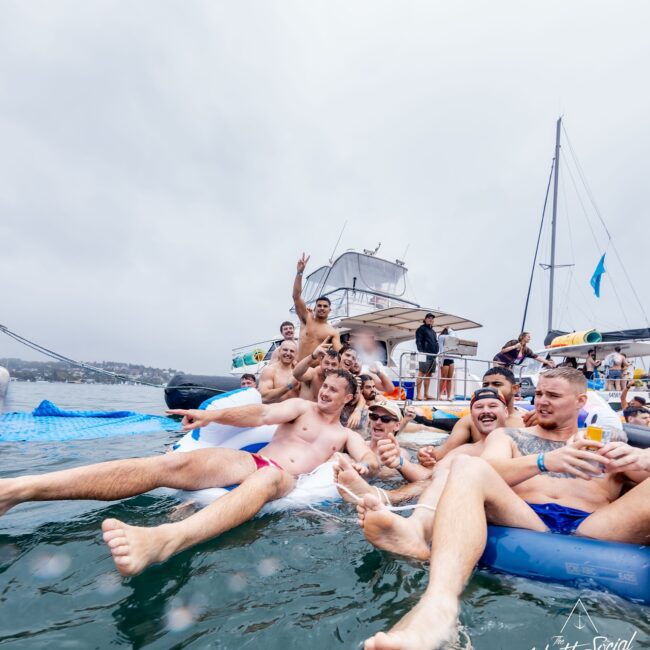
[30,552,71,580]
[257,557,280,577]
[227,572,248,592]
[165,604,195,632]
[96,572,122,595]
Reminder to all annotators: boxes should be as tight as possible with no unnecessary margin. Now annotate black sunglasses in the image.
[369,413,398,423]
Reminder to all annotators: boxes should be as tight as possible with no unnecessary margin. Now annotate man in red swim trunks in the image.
[0,370,377,577]
[362,368,650,650]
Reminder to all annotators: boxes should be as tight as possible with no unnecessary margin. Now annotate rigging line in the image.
[521,158,555,333]
[607,261,632,328]
[561,151,602,251]
[563,125,650,326]
[0,323,164,388]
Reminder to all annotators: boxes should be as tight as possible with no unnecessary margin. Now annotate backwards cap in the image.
[470,387,506,407]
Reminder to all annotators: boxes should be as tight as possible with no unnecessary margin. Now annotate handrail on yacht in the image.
[397,352,495,401]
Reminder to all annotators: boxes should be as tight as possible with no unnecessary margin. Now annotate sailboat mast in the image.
[548,116,562,332]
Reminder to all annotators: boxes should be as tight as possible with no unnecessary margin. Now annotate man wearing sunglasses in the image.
[335,388,509,559]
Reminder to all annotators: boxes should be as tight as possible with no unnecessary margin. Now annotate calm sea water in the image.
[1,382,648,649]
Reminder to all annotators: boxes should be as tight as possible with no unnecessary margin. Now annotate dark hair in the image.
[358,374,373,385]
[279,321,293,332]
[483,366,516,384]
[324,348,340,360]
[441,327,450,335]
[240,373,256,383]
[329,369,358,397]
[631,395,647,406]
[624,406,650,422]
[615,346,622,352]
[316,296,331,306]
[424,313,435,322]
[339,344,356,357]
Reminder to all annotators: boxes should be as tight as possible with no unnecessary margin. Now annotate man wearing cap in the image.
[365,400,404,463]
[334,388,510,558]
[415,313,439,400]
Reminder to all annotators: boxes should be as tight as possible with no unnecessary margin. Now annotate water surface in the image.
[1,383,648,648]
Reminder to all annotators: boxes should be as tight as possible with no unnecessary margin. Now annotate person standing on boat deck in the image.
[293,253,342,361]
[604,346,626,391]
[493,331,555,371]
[240,373,257,388]
[361,368,650,649]
[437,327,456,400]
[258,340,300,403]
[268,321,297,363]
[582,348,601,380]
[415,314,439,400]
[292,341,340,401]
[0,371,379,578]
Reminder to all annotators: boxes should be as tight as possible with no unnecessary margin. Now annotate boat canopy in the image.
[533,340,650,362]
[336,307,481,344]
[301,252,413,304]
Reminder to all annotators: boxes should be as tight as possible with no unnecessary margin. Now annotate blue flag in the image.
[590,253,606,298]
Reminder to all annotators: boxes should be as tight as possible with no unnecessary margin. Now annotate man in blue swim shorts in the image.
[363,368,650,650]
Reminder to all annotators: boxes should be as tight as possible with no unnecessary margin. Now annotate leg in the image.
[423,373,432,400]
[415,372,424,400]
[364,456,547,650]
[0,449,257,516]
[103,466,294,576]
[576,477,650,544]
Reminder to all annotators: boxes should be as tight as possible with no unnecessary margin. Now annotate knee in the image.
[448,455,492,482]
[162,451,193,472]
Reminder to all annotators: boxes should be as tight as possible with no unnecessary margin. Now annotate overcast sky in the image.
[1,1,649,375]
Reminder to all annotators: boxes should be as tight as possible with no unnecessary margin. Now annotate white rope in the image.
[335,482,437,514]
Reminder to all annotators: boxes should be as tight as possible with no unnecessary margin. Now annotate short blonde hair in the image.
[540,367,587,393]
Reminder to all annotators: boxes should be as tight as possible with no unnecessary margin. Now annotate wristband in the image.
[537,453,548,473]
[296,271,303,276]
[399,455,404,467]
[287,382,294,391]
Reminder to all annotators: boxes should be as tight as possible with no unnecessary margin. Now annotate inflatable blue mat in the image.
[0,400,182,442]
[481,525,650,604]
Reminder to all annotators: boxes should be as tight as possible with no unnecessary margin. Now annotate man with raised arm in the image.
[0,371,377,578]
[362,367,650,650]
[258,339,300,403]
[293,253,341,360]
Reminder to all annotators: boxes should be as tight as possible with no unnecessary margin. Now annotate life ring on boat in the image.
[383,386,407,400]
[169,388,339,514]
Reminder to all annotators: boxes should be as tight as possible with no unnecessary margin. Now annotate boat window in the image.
[319,253,407,298]
[302,266,329,303]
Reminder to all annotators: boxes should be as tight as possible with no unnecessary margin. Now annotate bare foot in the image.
[357,494,430,561]
[333,454,377,504]
[364,594,458,649]
[101,518,176,577]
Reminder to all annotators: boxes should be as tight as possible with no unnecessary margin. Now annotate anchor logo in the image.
[559,598,598,635]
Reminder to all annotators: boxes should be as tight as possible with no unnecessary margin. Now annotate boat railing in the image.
[231,338,280,369]
[397,352,496,401]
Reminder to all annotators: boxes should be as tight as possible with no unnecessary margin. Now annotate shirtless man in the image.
[293,253,341,360]
[258,339,300,403]
[362,367,650,649]
[293,343,340,401]
[336,389,508,559]
[0,371,378,577]
[269,321,296,363]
